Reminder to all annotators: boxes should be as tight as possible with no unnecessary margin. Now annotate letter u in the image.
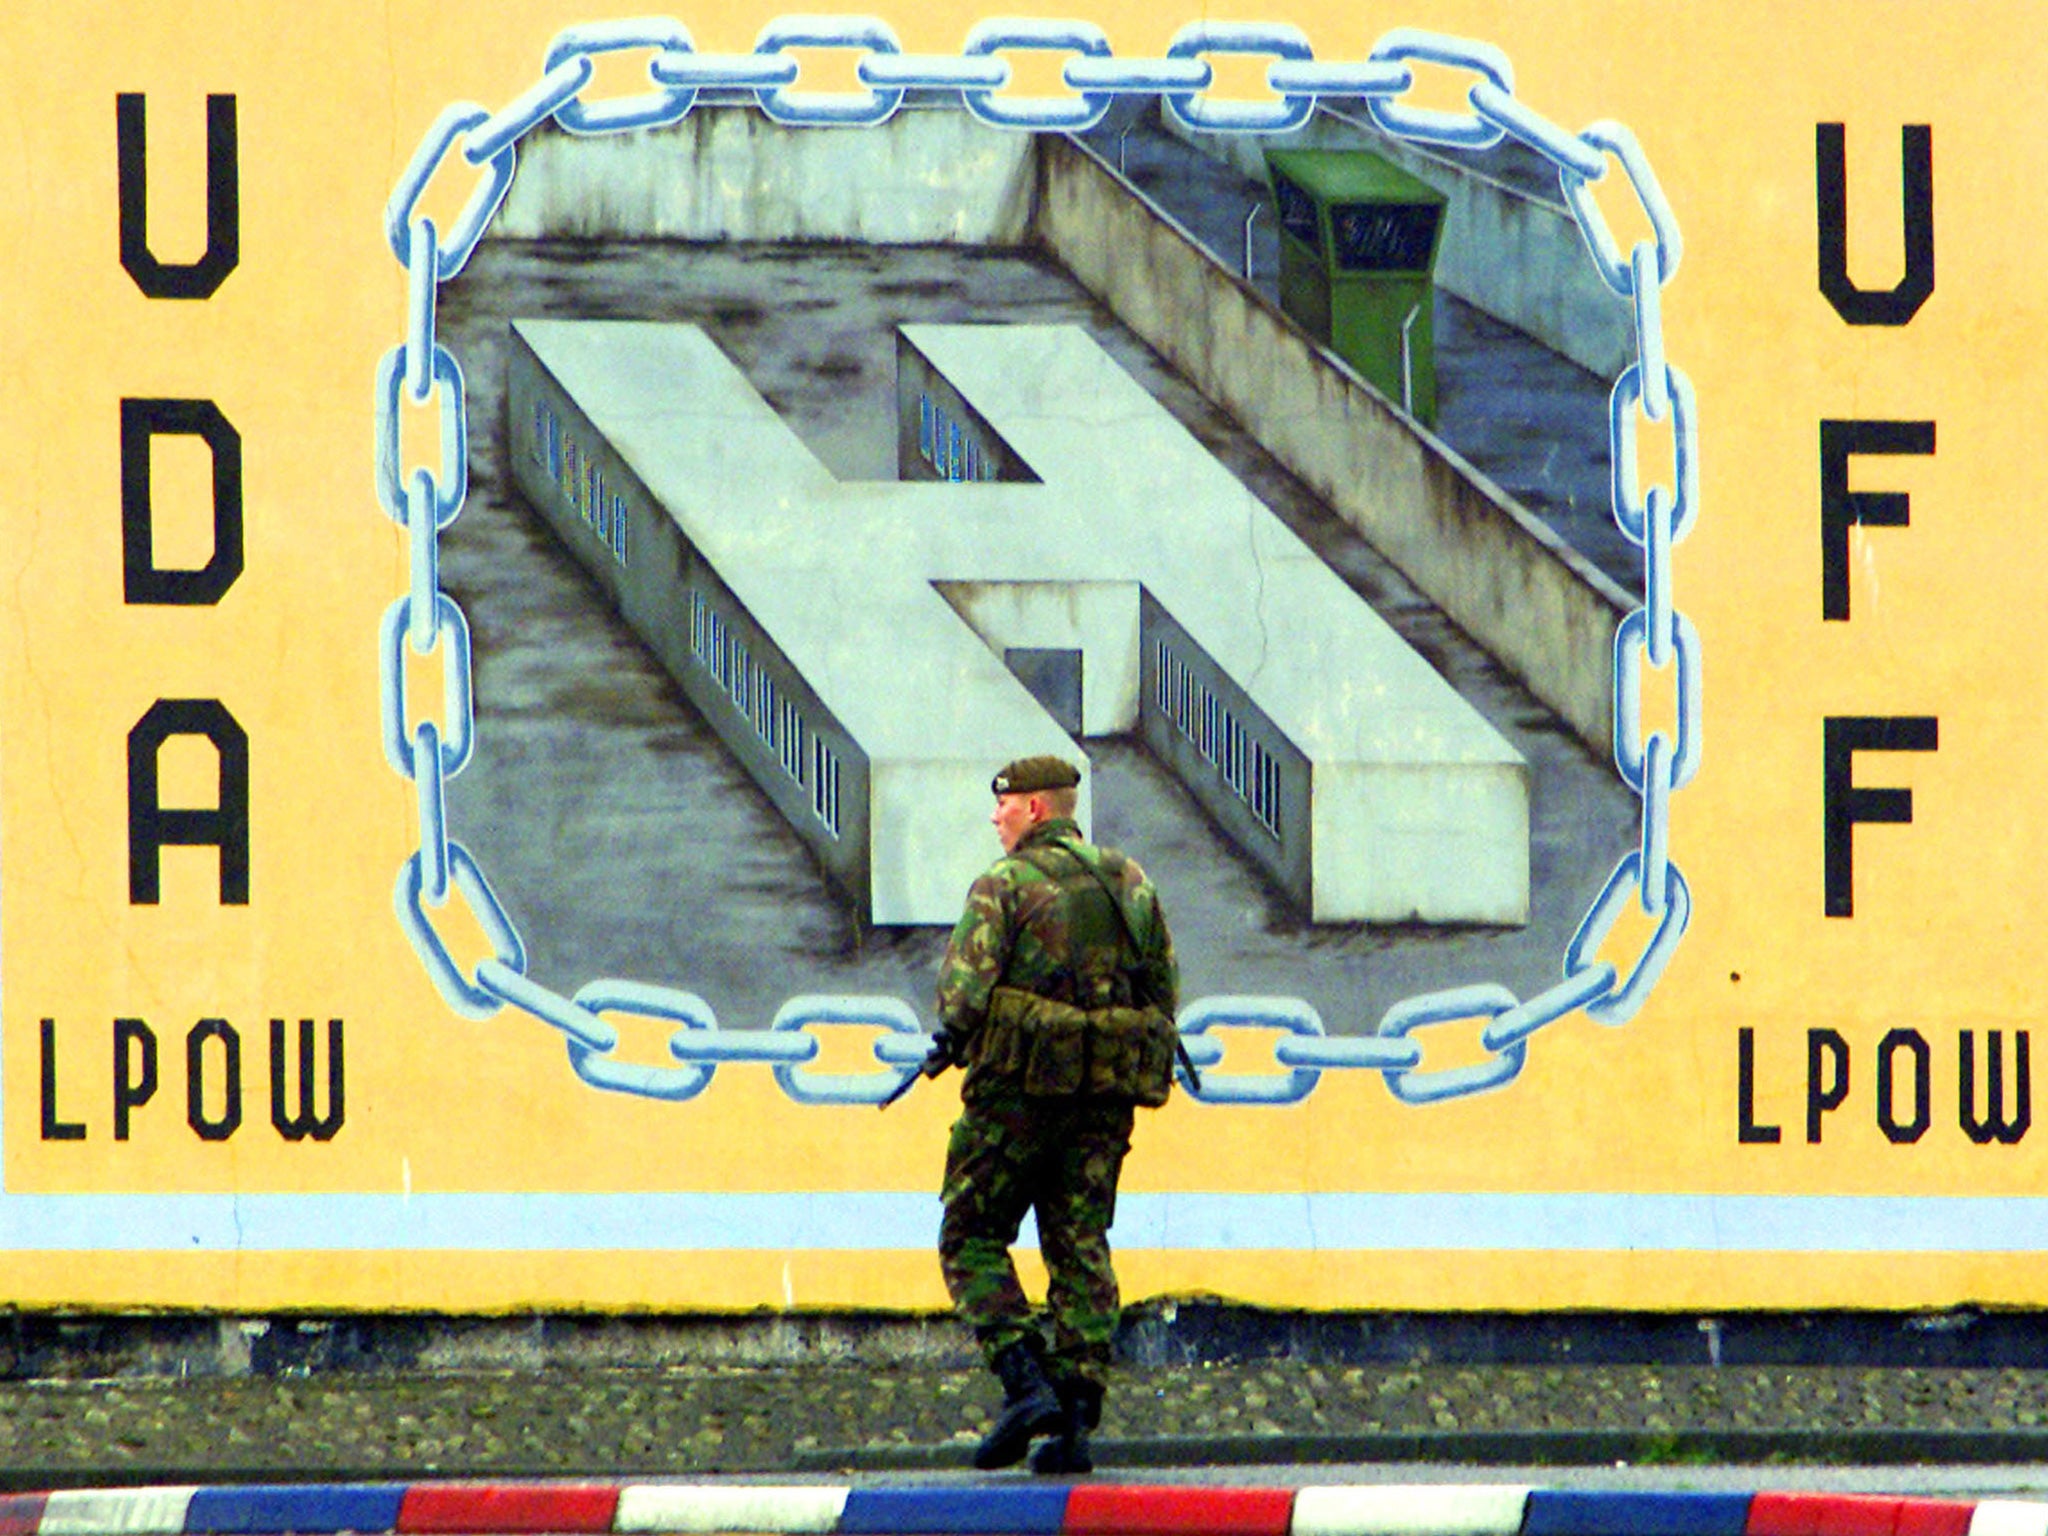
[117,93,239,299]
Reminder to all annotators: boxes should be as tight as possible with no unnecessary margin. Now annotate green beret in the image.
[991,755,1081,796]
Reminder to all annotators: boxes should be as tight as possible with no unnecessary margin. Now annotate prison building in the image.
[508,318,1527,926]
[508,333,867,902]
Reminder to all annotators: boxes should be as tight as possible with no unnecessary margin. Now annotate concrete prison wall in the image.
[494,107,1037,245]
[1031,131,1626,753]
[506,322,874,910]
[484,106,1623,756]
[1160,105,1635,383]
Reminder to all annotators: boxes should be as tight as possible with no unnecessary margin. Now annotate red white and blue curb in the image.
[3,1485,2047,1536]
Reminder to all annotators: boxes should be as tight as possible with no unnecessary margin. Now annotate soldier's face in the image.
[991,792,1041,852]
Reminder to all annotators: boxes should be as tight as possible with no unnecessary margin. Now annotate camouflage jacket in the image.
[936,818,1178,1067]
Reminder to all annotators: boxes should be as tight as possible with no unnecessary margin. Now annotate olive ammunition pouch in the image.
[979,985,1178,1107]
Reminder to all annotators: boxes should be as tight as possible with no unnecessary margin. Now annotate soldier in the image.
[932,754,1179,1474]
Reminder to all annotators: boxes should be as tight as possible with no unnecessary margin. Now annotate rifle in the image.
[879,1034,956,1110]
[881,1025,1198,1107]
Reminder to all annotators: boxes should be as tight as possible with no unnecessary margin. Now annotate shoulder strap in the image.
[1014,841,1140,960]
[1016,840,1199,1093]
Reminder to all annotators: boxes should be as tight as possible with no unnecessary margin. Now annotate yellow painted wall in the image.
[0,2,2039,1309]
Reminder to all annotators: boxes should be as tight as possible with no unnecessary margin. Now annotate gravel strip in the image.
[2,1364,2047,1479]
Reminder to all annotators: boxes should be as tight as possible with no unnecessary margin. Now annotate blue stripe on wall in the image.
[0,1190,2046,1253]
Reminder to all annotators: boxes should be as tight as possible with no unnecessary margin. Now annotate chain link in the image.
[1646,484,1674,670]
[407,471,441,652]
[858,53,1010,92]
[1479,965,1618,1054]
[477,959,618,1051]
[1639,732,1673,916]
[769,996,927,1106]
[467,58,595,164]
[1264,58,1408,100]
[385,103,517,278]
[1161,22,1315,135]
[1377,985,1525,1104]
[1176,997,1331,1105]
[651,51,799,91]
[379,593,475,782]
[1561,119,1682,296]
[545,20,701,134]
[396,844,525,1019]
[1614,607,1702,795]
[753,16,905,127]
[1567,853,1692,1025]
[569,980,720,1100]
[376,17,1699,1108]
[411,721,451,906]
[1365,29,1514,150]
[376,344,466,527]
[962,20,1113,131]
[1063,56,1209,95]
[1468,81,1605,181]
[1630,242,1668,422]
[1608,360,1698,545]
[405,219,439,401]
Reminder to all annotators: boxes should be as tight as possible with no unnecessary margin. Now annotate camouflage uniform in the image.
[936,815,1178,1380]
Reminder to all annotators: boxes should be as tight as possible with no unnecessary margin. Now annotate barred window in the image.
[1249,743,1282,837]
[811,735,841,838]
[753,666,781,749]
[1155,638,1281,839]
[692,588,821,808]
[779,696,804,782]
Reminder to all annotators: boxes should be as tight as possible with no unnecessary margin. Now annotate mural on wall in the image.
[0,3,2037,1312]
[406,28,1654,1096]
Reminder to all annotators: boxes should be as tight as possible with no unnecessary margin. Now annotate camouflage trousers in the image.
[939,1089,1136,1377]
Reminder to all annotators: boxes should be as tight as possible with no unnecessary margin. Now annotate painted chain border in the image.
[375,15,1701,1109]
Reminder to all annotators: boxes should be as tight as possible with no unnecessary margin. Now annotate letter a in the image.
[128,699,250,905]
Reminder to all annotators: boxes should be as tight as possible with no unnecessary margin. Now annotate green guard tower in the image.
[1267,148,1447,427]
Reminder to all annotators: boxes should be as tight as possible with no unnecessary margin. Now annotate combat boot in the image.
[1028,1376,1103,1475]
[973,1338,1063,1469]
